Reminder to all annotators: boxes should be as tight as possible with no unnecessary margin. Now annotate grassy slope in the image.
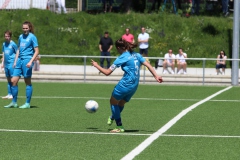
[0,9,233,66]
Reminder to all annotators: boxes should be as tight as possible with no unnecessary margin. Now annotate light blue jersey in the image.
[2,40,18,67]
[110,51,145,102]
[18,33,38,59]
[111,51,145,89]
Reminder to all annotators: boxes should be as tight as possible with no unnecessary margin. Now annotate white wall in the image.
[0,0,49,9]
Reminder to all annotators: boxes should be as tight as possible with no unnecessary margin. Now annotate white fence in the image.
[0,0,49,9]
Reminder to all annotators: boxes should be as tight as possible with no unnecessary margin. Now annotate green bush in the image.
[0,9,233,67]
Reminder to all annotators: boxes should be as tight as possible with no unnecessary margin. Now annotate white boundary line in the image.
[121,86,233,160]
[0,129,239,138]
[0,129,150,136]
[162,134,240,138]
[7,96,240,102]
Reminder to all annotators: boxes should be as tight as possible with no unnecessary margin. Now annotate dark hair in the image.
[4,30,12,37]
[104,31,109,34]
[219,50,226,58]
[23,21,34,33]
[115,38,138,53]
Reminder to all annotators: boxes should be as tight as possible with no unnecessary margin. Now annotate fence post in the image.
[231,1,239,86]
[84,56,87,82]
[202,59,206,85]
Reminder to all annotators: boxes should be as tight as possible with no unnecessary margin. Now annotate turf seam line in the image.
[121,86,233,160]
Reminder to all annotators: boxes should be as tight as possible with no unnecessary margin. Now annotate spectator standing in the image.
[138,27,149,57]
[176,48,187,74]
[122,0,132,13]
[99,31,113,69]
[2,30,18,100]
[222,0,229,16]
[150,0,161,13]
[122,28,134,44]
[92,38,163,132]
[56,0,67,14]
[4,21,39,109]
[33,55,41,71]
[215,50,227,75]
[103,0,113,12]
[191,0,200,15]
[163,49,175,74]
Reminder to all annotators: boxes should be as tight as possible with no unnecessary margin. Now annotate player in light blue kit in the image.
[4,21,39,109]
[91,38,163,132]
[1,30,18,100]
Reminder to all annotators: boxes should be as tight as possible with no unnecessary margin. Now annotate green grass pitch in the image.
[0,82,239,160]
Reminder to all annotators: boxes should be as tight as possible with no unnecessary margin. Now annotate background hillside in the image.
[0,9,233,66]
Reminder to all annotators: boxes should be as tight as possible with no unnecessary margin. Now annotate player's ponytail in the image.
[115,38,138,53]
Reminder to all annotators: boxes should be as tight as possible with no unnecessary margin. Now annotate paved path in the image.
[38,65,232,76]
[0,65,237,85]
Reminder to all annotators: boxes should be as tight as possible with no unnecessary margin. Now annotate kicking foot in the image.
[107,117,114,126]
[110,126,125,133]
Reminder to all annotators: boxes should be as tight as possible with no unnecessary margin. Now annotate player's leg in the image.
[19,59,33,109]
[4,76,19,108]
[2,68,12,99]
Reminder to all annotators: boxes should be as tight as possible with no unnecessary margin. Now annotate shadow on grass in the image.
[30,106,38,109]
[107,129,139,133]
[202,24,220,36]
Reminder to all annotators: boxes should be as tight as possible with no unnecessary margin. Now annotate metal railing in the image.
[35,55,240,85]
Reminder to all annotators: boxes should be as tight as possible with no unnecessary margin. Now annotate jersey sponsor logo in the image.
[20,43,26,47]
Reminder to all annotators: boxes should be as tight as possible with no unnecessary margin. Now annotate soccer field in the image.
[0,82,240,160]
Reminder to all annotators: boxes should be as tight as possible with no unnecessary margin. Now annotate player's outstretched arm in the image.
[143,61,163,83]
[91,59,113,76]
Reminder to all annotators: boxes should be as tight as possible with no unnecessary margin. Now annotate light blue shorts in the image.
[12,58,33,78]
[4,64,14,77]
[112,85,137,102]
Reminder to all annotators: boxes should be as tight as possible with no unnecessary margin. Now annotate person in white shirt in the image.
[176,48,187,74]
[138,27,149,57]
[163,49,175,74]
[215,50,227,75]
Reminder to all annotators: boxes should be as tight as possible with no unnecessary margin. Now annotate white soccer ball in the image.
[85,100,99,113]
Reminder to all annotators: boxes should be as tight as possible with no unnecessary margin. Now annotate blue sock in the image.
[119,106,124,113]
[11,86,18,103]
[111,104,120,119]
[111,104,123,126]
[7,82,12,95]
[26,85,33,103]
[110,106,124,120]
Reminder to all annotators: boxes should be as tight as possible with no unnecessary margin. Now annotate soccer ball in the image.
[85,100,99,113]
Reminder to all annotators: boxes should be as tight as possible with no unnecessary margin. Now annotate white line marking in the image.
[0,129,151,136]
[1,129,239,138]
[162,134,240,138]
[9,96,240,102]
[121,86,233,160]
